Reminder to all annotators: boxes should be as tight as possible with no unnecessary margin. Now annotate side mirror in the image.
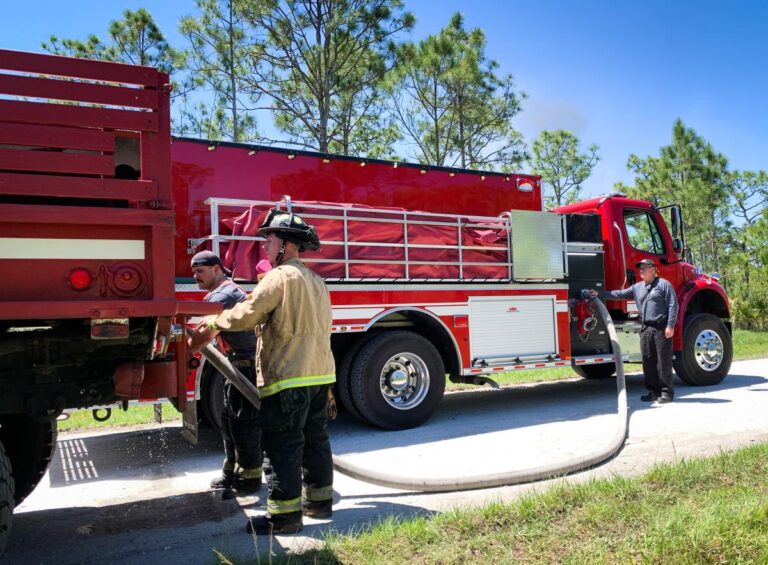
[670,207,681,239]
[672,238,683,254]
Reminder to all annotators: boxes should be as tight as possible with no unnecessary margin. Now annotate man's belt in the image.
[642,320,667,330]
[230,358,255,368]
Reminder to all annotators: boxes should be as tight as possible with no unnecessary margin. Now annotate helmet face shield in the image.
[258,208,321,251]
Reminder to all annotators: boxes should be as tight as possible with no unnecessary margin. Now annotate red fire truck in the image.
[173,140,732,434]
[0,49,732,549]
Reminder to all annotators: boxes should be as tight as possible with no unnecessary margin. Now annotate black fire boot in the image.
[210,469,235,490]
[303,499,333,519]
[246,512,303,535]
[640,392,659,402]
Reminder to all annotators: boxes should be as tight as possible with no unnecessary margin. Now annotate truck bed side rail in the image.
[0,48,171,207]
[190,197,567,283]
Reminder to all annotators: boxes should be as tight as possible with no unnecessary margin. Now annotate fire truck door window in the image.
[623,210,665,256]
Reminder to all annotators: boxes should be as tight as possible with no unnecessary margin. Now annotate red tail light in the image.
[69,268,93,291]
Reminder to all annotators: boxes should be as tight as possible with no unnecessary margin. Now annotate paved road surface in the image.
[6,359,768,563]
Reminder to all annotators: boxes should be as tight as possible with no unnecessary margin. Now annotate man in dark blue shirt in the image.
[592,258,679,404]
[191,251,262,496]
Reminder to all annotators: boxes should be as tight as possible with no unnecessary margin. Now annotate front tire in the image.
[573,363,616,379]
[674,313,732,386]
[0,416,57,507]
[350,331,445,430]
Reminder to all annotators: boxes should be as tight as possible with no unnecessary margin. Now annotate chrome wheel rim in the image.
[379,352,430,410]
[693,329,724,372]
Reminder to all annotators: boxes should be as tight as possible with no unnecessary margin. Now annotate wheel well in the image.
[684,289,732,334]
[330,309,461,380]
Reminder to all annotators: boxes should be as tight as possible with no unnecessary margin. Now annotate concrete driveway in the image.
[5,358,768,563]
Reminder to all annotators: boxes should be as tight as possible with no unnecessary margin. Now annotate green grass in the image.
[57,403,180,432]
[447,366,578,391]
[732,329,768,360]
[252,443,768,564]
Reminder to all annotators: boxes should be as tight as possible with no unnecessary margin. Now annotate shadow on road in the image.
[7,485,434,563]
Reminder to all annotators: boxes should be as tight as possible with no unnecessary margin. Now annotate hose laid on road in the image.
[196,298,627,493]
[331,297,628,492]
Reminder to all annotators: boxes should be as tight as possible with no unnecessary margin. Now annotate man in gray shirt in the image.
[591,258,679,404]
[191,251,262,497]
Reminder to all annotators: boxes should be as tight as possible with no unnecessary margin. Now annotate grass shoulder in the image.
[285,442,768,564]
[58,403,180,433]
[732,329,768,360]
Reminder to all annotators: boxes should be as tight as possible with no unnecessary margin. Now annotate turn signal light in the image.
[69,268,93,291]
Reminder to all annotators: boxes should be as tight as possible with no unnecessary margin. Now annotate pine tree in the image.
[179,0,259,142]
[530,130,599,208]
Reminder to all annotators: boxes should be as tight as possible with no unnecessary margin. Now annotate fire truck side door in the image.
[618,207,678,298]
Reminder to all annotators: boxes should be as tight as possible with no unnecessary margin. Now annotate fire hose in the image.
[196,297,627,492]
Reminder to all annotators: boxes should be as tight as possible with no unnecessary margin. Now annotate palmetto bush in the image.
[732,294,768,331]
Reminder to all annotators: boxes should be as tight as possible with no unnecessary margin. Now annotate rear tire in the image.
[350,331,445,430]
[674,313,732,386]
[336,335,377,422]
[0,442,13,555]
[0,415,57,506]
[573,363,616,379]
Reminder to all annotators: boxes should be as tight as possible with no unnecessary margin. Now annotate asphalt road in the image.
[5,359,768,564]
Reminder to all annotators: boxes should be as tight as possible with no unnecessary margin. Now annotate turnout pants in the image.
[257,384,333,516]
[640,325,675,398]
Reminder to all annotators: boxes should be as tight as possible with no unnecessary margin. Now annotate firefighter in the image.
[190,251,263,498]
[590,258,678,403]
[189,210,335,535]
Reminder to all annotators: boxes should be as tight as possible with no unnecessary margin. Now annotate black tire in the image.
[336,335,376,423]
[674,313,733,386]
[573,363,616,379]
[350,331,445,430]
[0,441,14,555]
[0,415,57,506]
[198,366,224,434]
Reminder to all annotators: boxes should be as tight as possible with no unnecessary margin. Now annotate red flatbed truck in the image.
[0,49,216,551]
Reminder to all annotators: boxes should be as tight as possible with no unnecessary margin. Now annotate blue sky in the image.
[4,1,767,198]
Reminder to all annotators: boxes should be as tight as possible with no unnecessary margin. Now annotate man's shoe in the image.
[246,513,303,535]
[303,499,333,519]
[657,393,673,404]
[235,476,262,495]
[640,392,658,402]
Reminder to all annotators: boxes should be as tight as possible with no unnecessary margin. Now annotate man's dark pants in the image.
[640,325,675,398]
[221,365,262,472]
[257,384,333,516]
